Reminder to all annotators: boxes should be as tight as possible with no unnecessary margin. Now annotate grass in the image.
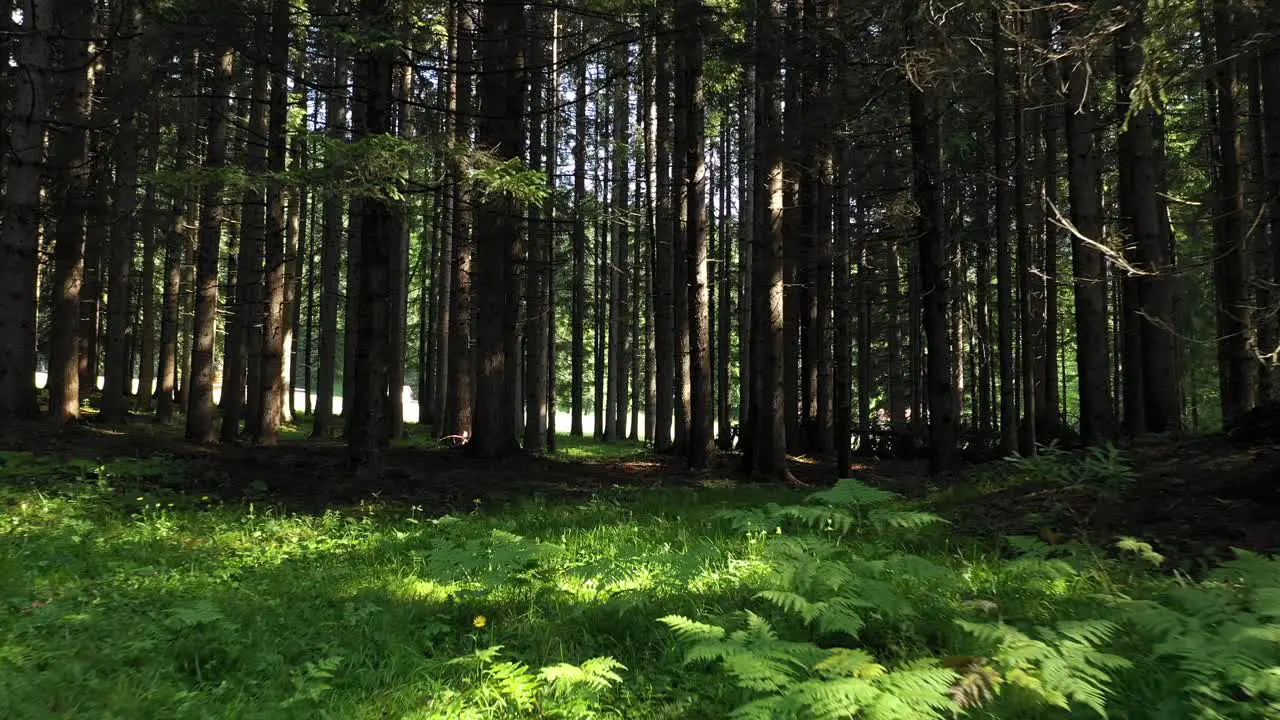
[2,441,1278,719]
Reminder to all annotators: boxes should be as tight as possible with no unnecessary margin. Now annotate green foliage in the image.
[4,455,1279,719]
[1004,443,1136,495]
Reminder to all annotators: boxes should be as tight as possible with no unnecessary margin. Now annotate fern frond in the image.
[807,479,901,508]
[660,615,727,642]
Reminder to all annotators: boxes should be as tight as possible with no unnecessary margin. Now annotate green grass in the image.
[2,449,1278,719]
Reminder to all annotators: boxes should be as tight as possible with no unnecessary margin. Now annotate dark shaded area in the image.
[938,435,1280,568]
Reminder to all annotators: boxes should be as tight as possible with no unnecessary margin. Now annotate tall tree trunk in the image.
[685,0,712,468]
[135,121,159,412]
[1212,0,1255,424]
[387,64,412,439]
[1037,11,1061,437]
[100,0,142,423]
[185,45,235,442]
[908,6,957,470]
[313,11,347,438]
[0,0,50,422]
[1265,0,1280,385]
[653,15,675,450]
[223,55,269,441]
[524,0,550,452]
[834,139,853,475]
[748,0,789,480]
[445,0,475,441]
[992,9,1018,453]
[1014,17,1037,455]
[570,33,588,438]
[348,0,393,470]
[672,5,691,451]
[256,0,292,443]
[471,0,525,458]
[47,0,96,422]
[157,60,197,424]
[605,42,629,443]
[1064,10,1113,445]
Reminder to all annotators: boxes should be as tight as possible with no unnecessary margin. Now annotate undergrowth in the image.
[1,448,1276,718]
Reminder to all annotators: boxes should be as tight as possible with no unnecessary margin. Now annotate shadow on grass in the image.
[1,477,806,719]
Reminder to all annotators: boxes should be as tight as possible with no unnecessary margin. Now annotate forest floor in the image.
[3,415,1279,718]
[2,416,1276,567]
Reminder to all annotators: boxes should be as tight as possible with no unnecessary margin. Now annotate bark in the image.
[256,0,291,443]
[135,124,159,412]
[570,34,588,437]
[223,55,269,442]
[1014,17,1036,455]
[444,0,474,440]
[312,28,347,439]
[992,9,1017,454]
[653,16,675,450]
[470,0,525,458]
[748,0,788,479]
[388,64,412,440]
[1063,12,1113,444]
[908,10,957,470]
[605,42,630,443]
[1118,1,1179,433]
[185,45,235,442]
[158,60,197,424]
[1265,0,1280,384]
[1212,0,1255,424]
[100,0,143,424]
[348,0,393,471]
[47,0,96,422]
[0,0,50,422]
[1037,11,1061,438]
[524,0,550,452]
[684,0,712,469]
[672,8,691,451]
[834,140,853,476]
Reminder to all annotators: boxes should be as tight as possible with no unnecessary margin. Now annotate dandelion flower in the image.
[472,615,488,629]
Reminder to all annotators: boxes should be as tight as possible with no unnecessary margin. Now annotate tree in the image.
[470,0,525,458]
[186,45,236,442]
[0,0,52,423]
[46,0,96,422]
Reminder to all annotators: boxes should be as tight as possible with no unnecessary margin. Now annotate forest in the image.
[1,0,1280,717]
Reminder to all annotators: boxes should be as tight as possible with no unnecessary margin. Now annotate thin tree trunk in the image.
[1038,10,1061,438]
[653,15,675,450]
[992,9,1017,453]
[570,33,588,437]
[313,37,347,439]
[136,122,159,412]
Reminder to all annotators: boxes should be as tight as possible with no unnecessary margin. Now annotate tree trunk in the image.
[908,9,957,471]
[524,0,550,452]
[387,64,412,440]
[748,0,789,480]
[136,121,159,412]
[470,0,525,458]
[348,0,393,470]
[256,0,291,443]
[186,46,235,442]
[445,0,475,441]
[1037,10,1061,438]
[992,9,1017,454]
[653,15,675,450]
[1064,10,1113,445]
[1212,0,1255,424]
[312,15,347,439]
[100,0,142,424]
[223,56,269,442]
[0,0,50,422]
[684,0,712,468]
[47,0,95,422]
[570,33,588,438]
[605,42,630,443]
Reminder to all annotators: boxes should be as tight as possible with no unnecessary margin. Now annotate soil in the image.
[2,418,1277,567]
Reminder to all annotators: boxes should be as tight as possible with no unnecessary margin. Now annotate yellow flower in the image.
[472,615,488,629]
